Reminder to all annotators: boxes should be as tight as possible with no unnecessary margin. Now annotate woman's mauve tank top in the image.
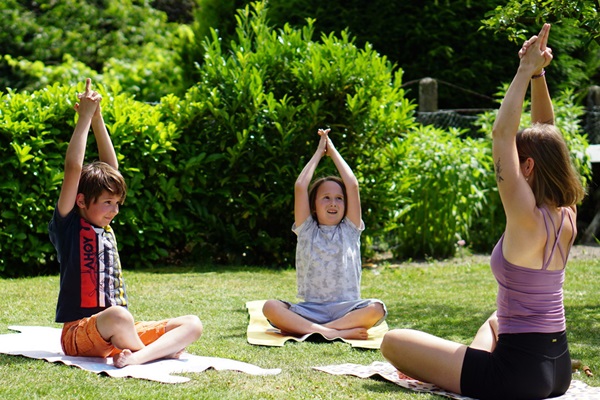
[491,207,575,334]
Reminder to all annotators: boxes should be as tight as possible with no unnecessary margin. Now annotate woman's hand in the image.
[518,23,553,74]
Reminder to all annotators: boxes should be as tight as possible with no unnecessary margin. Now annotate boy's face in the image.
[314,180,345,226]
[76,190,121,227]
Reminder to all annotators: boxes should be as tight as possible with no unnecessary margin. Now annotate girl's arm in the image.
[294,131,327,227]
[325,134,361,228]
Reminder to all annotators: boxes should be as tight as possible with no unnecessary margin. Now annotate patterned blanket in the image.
[314,361,600,399]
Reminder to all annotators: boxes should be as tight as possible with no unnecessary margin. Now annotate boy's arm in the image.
[91,104,119,170]
[295,131,327,227]
[56,79,102,217]
[325,135,361,228]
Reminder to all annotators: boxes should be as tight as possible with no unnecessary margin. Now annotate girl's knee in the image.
[262,299,286,317]
[371,302,386,317]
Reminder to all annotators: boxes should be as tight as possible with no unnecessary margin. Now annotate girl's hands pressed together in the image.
[317,128,330,155]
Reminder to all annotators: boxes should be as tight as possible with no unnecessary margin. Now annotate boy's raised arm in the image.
[56,79,101,217]
[91,101,118,170]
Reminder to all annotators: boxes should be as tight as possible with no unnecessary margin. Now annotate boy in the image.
[49,79,202,368]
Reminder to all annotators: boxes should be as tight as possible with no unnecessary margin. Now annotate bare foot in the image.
[112,349,137,368]
[166,348,185,359]
[322,327,368,340]
[278,329,305,338]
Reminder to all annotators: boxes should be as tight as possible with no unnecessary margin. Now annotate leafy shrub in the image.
[3,0,591,277]
[0,83,182,275]
[378,125,494,259]
[0,0,183,101]
[157,1,421,265]
[0,85,73,275]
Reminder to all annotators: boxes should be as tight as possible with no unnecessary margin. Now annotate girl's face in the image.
[314,180,345,225]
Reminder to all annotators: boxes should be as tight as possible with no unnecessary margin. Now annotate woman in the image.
[380,23,585,399]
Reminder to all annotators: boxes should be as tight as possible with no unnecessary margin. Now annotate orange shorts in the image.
[61,314,168,358]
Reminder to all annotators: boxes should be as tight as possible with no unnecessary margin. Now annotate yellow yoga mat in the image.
[246,300,388,349]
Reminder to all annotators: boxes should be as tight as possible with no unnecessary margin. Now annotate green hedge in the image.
[0,84,182,276]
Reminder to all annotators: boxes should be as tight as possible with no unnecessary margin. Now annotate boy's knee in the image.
[186,315,203,337]
[102,306,134,325]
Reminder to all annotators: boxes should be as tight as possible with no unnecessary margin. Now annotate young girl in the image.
[380,23,585,399]
[262,128,386,340]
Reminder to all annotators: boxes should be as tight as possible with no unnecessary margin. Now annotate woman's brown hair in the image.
[517,123,585,207]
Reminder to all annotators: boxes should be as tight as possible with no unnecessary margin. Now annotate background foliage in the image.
[0,0,594,276]
[193,0,600,109]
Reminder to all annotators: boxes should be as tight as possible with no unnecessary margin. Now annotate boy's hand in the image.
[73,78,102,118]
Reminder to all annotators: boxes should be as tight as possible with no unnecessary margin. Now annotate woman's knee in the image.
[381,329,414,357]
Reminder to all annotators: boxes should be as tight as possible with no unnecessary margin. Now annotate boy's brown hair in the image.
[77,161,127,207]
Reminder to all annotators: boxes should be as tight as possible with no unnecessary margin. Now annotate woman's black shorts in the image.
[460,331,571,400]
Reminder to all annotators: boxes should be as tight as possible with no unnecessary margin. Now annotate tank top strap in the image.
[542,207,570,270]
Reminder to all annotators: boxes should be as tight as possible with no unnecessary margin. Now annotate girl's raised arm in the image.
[294,130,327,227]
[325,134,361,228]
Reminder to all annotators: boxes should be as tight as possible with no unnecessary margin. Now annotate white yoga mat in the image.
[314,361,600,400]
[0,325,280,383]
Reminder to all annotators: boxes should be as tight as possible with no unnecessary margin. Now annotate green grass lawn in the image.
[0,251,598,399]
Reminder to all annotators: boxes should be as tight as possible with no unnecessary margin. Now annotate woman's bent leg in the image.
[380,328,468,394]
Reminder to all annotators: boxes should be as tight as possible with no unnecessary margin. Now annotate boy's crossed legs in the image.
[62,306,203,368]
